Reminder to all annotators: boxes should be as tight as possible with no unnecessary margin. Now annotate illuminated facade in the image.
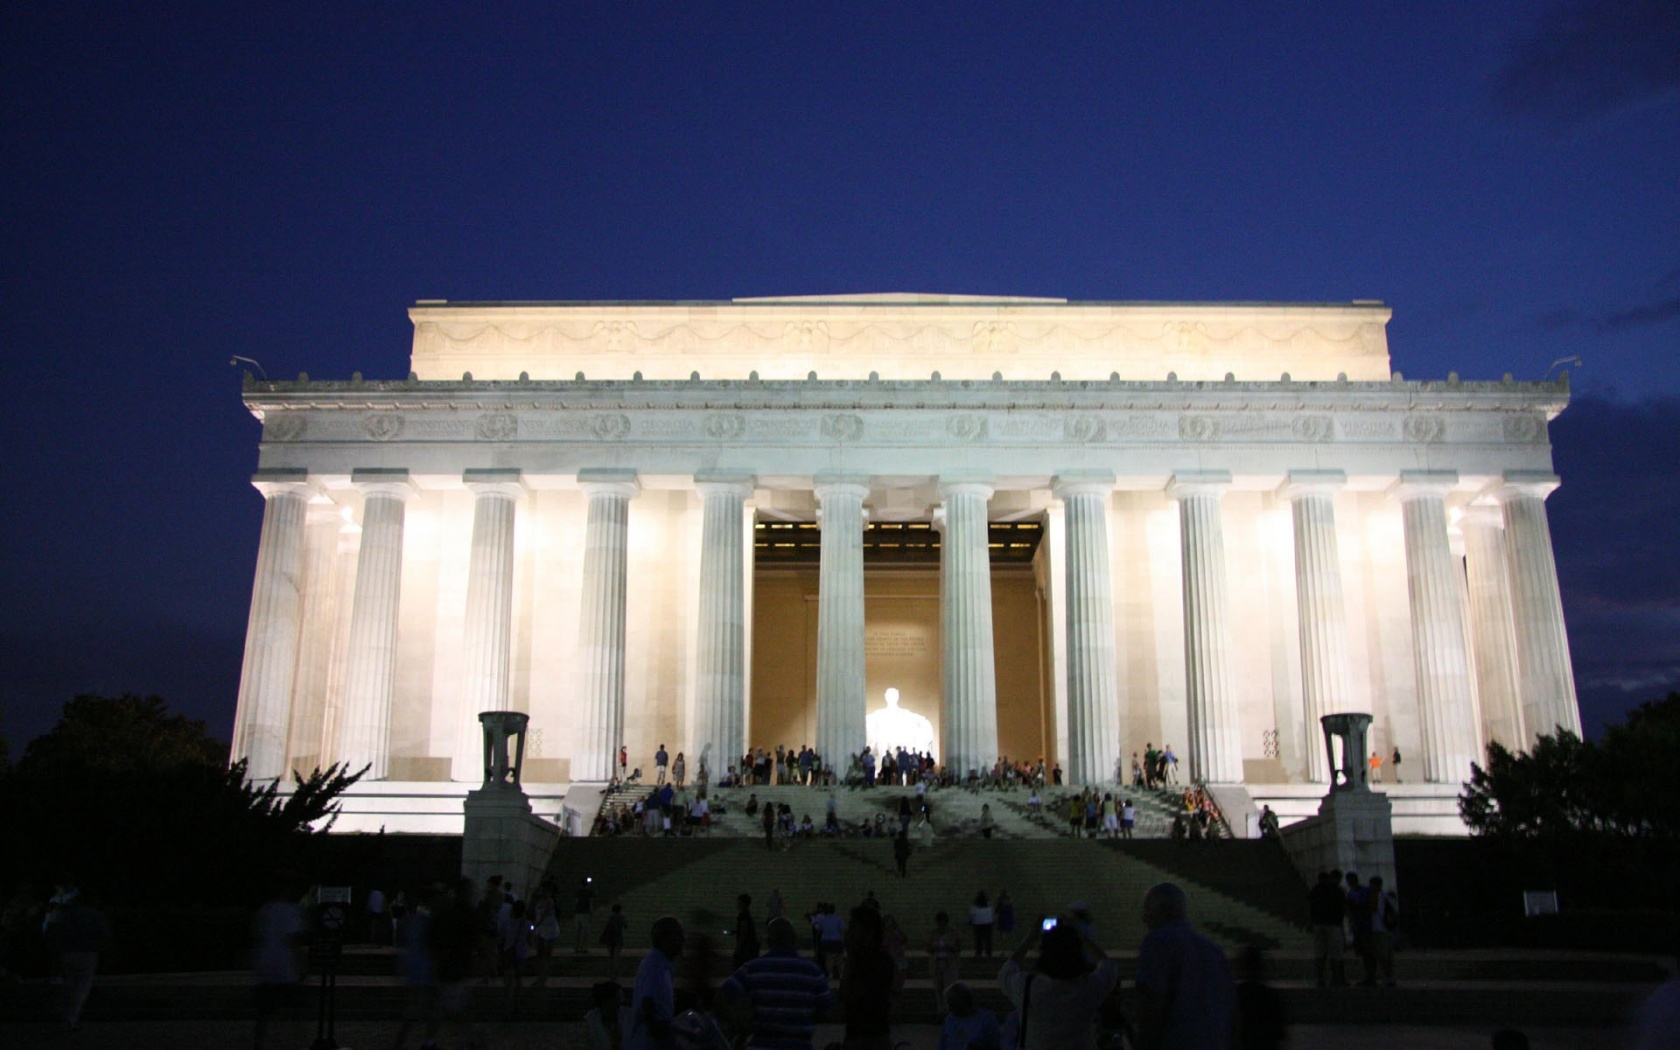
[231,294,1581,831]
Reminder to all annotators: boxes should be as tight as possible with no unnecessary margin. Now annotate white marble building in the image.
[230,294,1581,833]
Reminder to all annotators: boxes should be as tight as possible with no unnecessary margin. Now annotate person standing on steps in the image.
[574,876,596,954]
[1134,882,1235,1050]
[655,743,669,785]
[998,914,1116,1050]
[927,911,961,1014]
[969,891,996,958]
[627,915,684,1050]
[733,894,760,969]
[893,830,911,878]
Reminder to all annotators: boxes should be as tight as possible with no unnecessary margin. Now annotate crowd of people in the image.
[575,881,1263,1050]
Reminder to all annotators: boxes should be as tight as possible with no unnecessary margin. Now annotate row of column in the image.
[234,465,1579,787]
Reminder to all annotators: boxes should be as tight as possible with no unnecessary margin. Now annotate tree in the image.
[0,694,363,905]
[1458,692,1680,905]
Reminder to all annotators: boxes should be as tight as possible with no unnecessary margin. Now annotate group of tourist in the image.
[1129,743,1179,790]
[578,881,1251,1050]
[1307,868,1401,989]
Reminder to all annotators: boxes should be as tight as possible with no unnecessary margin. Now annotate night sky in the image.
[3,2,1676,751]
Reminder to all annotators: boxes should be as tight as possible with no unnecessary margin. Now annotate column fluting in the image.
[1394,472,1481,783]
[1496,473,1583,742]
[1054,474,1119,786]
[1281,472,1353,783]
[1170,472,1244,785]
[232,472,312,782]
[338,471,414,780]
[452,470,525,782]
[574,471,639,782]
[1461,502,1525,750]
[693,476,754,783]
[939,480,999,777]
[814,480,869,774]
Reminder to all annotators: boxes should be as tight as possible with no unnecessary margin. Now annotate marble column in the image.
[232,470,312,782]
[815,479,869,773]
[1393,472,1480,783]
[1281,471,1353,784]
[693,475,754,783]
[939,479,999,777]
[338,469,414,781]
[1053,473,1118,786]
[1496,472,1582,742]
[1170,471,1244,785]
[574,470,639,782]
[452,470,526,783]
[1460,502,1525,750]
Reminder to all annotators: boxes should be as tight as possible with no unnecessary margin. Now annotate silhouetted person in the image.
[48,890,111,1033]
[1135,883,1235,1050]
[1235,946,1287,1050]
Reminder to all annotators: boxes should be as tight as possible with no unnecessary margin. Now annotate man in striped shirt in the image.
[719,917,832,1049]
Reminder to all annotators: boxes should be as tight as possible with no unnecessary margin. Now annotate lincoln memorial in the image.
[229,294,1581,832]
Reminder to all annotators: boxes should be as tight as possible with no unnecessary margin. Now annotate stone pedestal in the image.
[462,710,557,898]
[1280,712,1397,891]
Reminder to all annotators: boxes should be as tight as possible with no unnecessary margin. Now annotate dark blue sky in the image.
[3,1,1676,750]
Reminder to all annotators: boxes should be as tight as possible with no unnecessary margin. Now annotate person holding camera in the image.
[997,913,1117,1050]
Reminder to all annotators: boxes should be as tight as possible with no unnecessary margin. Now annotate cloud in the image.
[1495,0,1680,123]
[1597,292,1680,331]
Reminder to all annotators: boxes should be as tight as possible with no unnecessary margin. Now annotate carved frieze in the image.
[474,413,518,441]
[365,414,404,441]
[821,414,864,441]
[1502,413,1544,444]
[263,414,306,442]
[946,414,986,441]
[703,413,746,440]
[1179,415,1220,442]
[1402,415,1445,444]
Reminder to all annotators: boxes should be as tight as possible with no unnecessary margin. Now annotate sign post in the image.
[309,888,352,1050]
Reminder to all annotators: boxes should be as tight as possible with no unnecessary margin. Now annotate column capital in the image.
[463,467,527,500]
[351,467,416,501]
[252,468,312,499]
[1492,471,1560,503]
[577,468,639,499]
[1052,470,1115,501]
[1459,500,1505,530]
[694,472,756,500]
[1167,470,1232,501]
[1390,469,1458,503]
[813,478,871,501]
[1278,469,1347,501]
[938,479,995,501]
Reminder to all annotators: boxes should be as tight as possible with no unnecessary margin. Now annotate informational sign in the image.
[317,886,353,905]
[1522,890,1560,917]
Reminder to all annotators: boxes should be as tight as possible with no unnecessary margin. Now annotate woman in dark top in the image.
[841,905,894,1049]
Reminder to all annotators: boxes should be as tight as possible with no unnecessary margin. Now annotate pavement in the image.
[0,1019,1636,1050]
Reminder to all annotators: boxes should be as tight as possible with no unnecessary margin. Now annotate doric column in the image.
[231,470,312,782]
[1053,473,1118,786]
[451,469,526,782]
[814,478,869,772]
[939,479,999,777]
[693,474,755,783]
[1169,471,1244,785]
[1393,471,1480,783]
[338,469,415,780]
[1496,472,1583,742]
[574,470,639,782]
[1280,471,1353,783]
[1461,502,1525,750]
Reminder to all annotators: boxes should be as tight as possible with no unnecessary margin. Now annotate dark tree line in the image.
[0,694,363,907]
[1458,692,1680,910]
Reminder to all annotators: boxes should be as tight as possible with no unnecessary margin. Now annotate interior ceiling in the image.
[753,519,1044,567]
